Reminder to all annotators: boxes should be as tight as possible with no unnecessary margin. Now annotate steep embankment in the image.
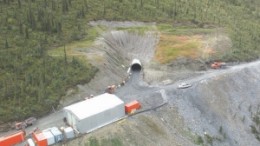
[164,61,260,146]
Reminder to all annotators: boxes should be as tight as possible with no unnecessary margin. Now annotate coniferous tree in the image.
[62,0,69,13]
[19,20,23,34]
[5,39,9,49]
[25,26,29,39]
[17,0,21,8]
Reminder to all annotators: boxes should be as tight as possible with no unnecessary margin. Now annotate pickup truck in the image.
[15,117,37,130]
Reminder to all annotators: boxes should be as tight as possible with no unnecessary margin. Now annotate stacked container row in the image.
[33,127,74,146]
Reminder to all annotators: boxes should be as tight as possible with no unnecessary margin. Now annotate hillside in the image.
[59,29,260,146]
[66,61,260,146]
[0,0,259,128]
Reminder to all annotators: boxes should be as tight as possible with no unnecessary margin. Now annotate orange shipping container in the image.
[125,100,141,114]
[33,132,47,146]
[0,131,25,146]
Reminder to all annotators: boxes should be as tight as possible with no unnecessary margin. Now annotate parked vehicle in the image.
[15,117,37,130]
[178,82,192,89]
[211,62,226,69]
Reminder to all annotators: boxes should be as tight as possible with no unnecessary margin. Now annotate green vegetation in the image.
[205,133,213,145]
[88,137,99,146]
[251,105,260,141]
[157,24,215,35]
[0,0,101,123]
[117,26,156,34]
[155,34,202,63]
[194,131,227,145]
[195,135,204,145]
[85,137,123,146]
[155,24,217,64]
[0,0,259,123]
[139,115,166,136]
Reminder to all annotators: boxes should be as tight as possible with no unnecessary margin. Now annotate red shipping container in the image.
[125,100,141,114]
[33,132,47,146]
[0,131,25,146]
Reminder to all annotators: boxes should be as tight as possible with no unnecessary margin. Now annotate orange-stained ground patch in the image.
[155,34,203,64]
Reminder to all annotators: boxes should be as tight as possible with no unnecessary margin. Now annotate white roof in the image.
[64,93,124,120]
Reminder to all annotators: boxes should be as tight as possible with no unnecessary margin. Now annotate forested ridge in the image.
[0,0,259,123]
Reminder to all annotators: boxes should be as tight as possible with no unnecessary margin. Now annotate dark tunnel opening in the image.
[131,63,142,72]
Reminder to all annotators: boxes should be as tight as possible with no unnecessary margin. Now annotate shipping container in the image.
[64,127,75,139]
[50,127,63,143]
[42,127,63,143]
[33,132,47,146]
[0,131,25,146]
[64,93,125,133]
[125,100,141,114]
[43,131,55,145]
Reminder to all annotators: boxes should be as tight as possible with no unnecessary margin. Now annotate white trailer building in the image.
[63,93,125,133]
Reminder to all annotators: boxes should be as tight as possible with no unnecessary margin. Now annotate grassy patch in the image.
[195,135,204,145]
[116,25,156,34]
[48,25,107,66]
[251,106,260,141]
[205,134,213,145]
[157,24,214,35]
[155,34,202,64]
[48,26,103,60]
[139,115,166,136]
[101,138,123,146]
[85,137,123,146]
[48,40,92,56]
[88,137,100,146]
[49,39,93,61]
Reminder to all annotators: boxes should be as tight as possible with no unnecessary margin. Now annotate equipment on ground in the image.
[125,100,141,114]
[15,117,37,130]
[178,82,192,89]
[105,85,116,94]
[211,62,226,69]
